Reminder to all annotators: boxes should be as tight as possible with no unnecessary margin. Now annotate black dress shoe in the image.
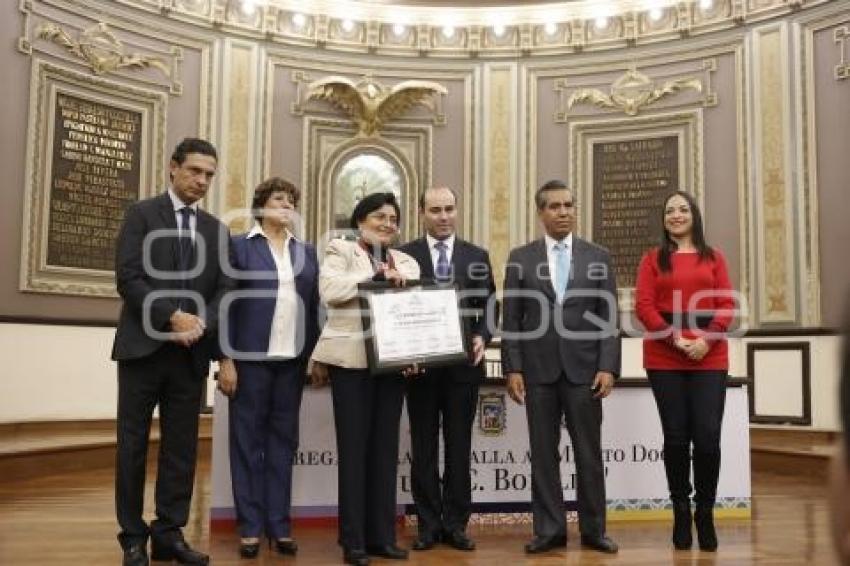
[343,548,370,565]
[270,537,298,555]
[580,534,619,554]
[411,536,437,551]
[239,540,260,558]
[365,544,408,559]
[150,540,210,564]
[524,535,567,554]
[443,530,475,551]
[123,544,149,566]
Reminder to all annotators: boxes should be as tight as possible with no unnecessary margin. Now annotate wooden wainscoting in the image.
[0,417,213,481]
[750,428,838,479]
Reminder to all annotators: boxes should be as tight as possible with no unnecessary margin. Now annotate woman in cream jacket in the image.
[311,192,419,566]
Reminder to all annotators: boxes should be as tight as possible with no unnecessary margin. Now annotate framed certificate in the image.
[358,280,468,375]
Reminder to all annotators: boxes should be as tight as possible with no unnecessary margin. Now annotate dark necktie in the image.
[435,240,450,281]
[177,207,195,276]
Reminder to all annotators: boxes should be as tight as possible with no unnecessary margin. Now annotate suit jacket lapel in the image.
[250,234,277,273]
[532,239,556,303]
[352,242,374,273]
[569,237,587,290]
[156,192,177,229]
[156,192,180,271]
[289,238,307,298]
[417,238,436,279]
[449,238,464,278]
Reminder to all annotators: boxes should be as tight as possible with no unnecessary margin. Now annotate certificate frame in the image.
[358,279,469,375]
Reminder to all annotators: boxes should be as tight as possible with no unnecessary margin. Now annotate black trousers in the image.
[525,375,606,539]
[647,370,727,505]
[330,367,404,550]
[116,343,205,549]
[406,371,478,537]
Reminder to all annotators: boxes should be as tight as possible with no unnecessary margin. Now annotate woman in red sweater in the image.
[635,190,734,552]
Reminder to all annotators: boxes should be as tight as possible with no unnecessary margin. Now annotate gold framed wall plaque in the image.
[20,60,166,297]
[570,110,704,309]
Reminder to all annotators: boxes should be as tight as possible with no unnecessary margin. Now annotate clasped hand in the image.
[169,310,205,347]
[401,363,425,378]
[675,336,709,361]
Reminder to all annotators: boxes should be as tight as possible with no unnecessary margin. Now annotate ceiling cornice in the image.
[102,0,842,57]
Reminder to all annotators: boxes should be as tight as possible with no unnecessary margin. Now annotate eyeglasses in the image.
[366,211,398,226]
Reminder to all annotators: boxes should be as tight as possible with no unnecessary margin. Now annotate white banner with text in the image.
[211,383,750,524]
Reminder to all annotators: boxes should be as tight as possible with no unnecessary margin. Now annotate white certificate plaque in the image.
[358,281,469,374]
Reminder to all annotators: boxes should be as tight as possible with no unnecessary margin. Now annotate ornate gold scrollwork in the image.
[36,22,169,77]
[567,66,702,116]
[835,26,850,81]
[305,75,447,137]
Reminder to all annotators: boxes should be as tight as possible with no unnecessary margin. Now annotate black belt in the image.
[660,311,714,330]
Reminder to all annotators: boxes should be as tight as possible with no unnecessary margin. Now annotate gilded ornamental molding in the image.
[99,0,837,59]
[566,66,702,116]
[555,60,716,120]
[303,75,447,137]
[835,25,850,80]
[35,22,170,78]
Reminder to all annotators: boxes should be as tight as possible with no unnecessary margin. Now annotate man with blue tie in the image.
[501,180,620,555]
[399,186,497,552]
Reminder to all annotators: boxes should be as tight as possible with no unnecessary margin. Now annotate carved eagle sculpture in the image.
[306,75,447,137]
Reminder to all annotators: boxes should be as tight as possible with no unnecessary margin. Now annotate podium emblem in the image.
[478,392,506,436]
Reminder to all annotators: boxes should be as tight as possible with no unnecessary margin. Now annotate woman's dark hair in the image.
[657,190,714,272]
[251,177,300,223]
[350,192,401,230]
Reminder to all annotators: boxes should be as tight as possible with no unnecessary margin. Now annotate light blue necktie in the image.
[435,240,450,281]
[554,241,570,303]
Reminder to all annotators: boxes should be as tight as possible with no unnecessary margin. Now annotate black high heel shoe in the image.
[239,539,260,559]
[672,499,693,550]
[695,505,718,551]
[269,537,298,555]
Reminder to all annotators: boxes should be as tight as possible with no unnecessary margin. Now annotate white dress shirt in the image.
[544,232,573,297]
[167,188,198,239]
[247,225,297,359]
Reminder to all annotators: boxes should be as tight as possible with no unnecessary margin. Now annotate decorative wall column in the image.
[748,22,800,326]
[218,38,262,231]
[481,63,519,289]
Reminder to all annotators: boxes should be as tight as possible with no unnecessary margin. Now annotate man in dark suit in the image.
[112,138,234,566]
[501,180,620,555]
[399,186,497,552]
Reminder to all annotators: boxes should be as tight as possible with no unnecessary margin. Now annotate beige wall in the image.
[0,2,214,322]
[2,1,846,328]
[533,50,742,289]
[814,23,850,328]
[0,12,120,321]
[1,0,848,425]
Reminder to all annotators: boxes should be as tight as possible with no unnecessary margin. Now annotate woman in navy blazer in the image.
[218,178,320,559]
